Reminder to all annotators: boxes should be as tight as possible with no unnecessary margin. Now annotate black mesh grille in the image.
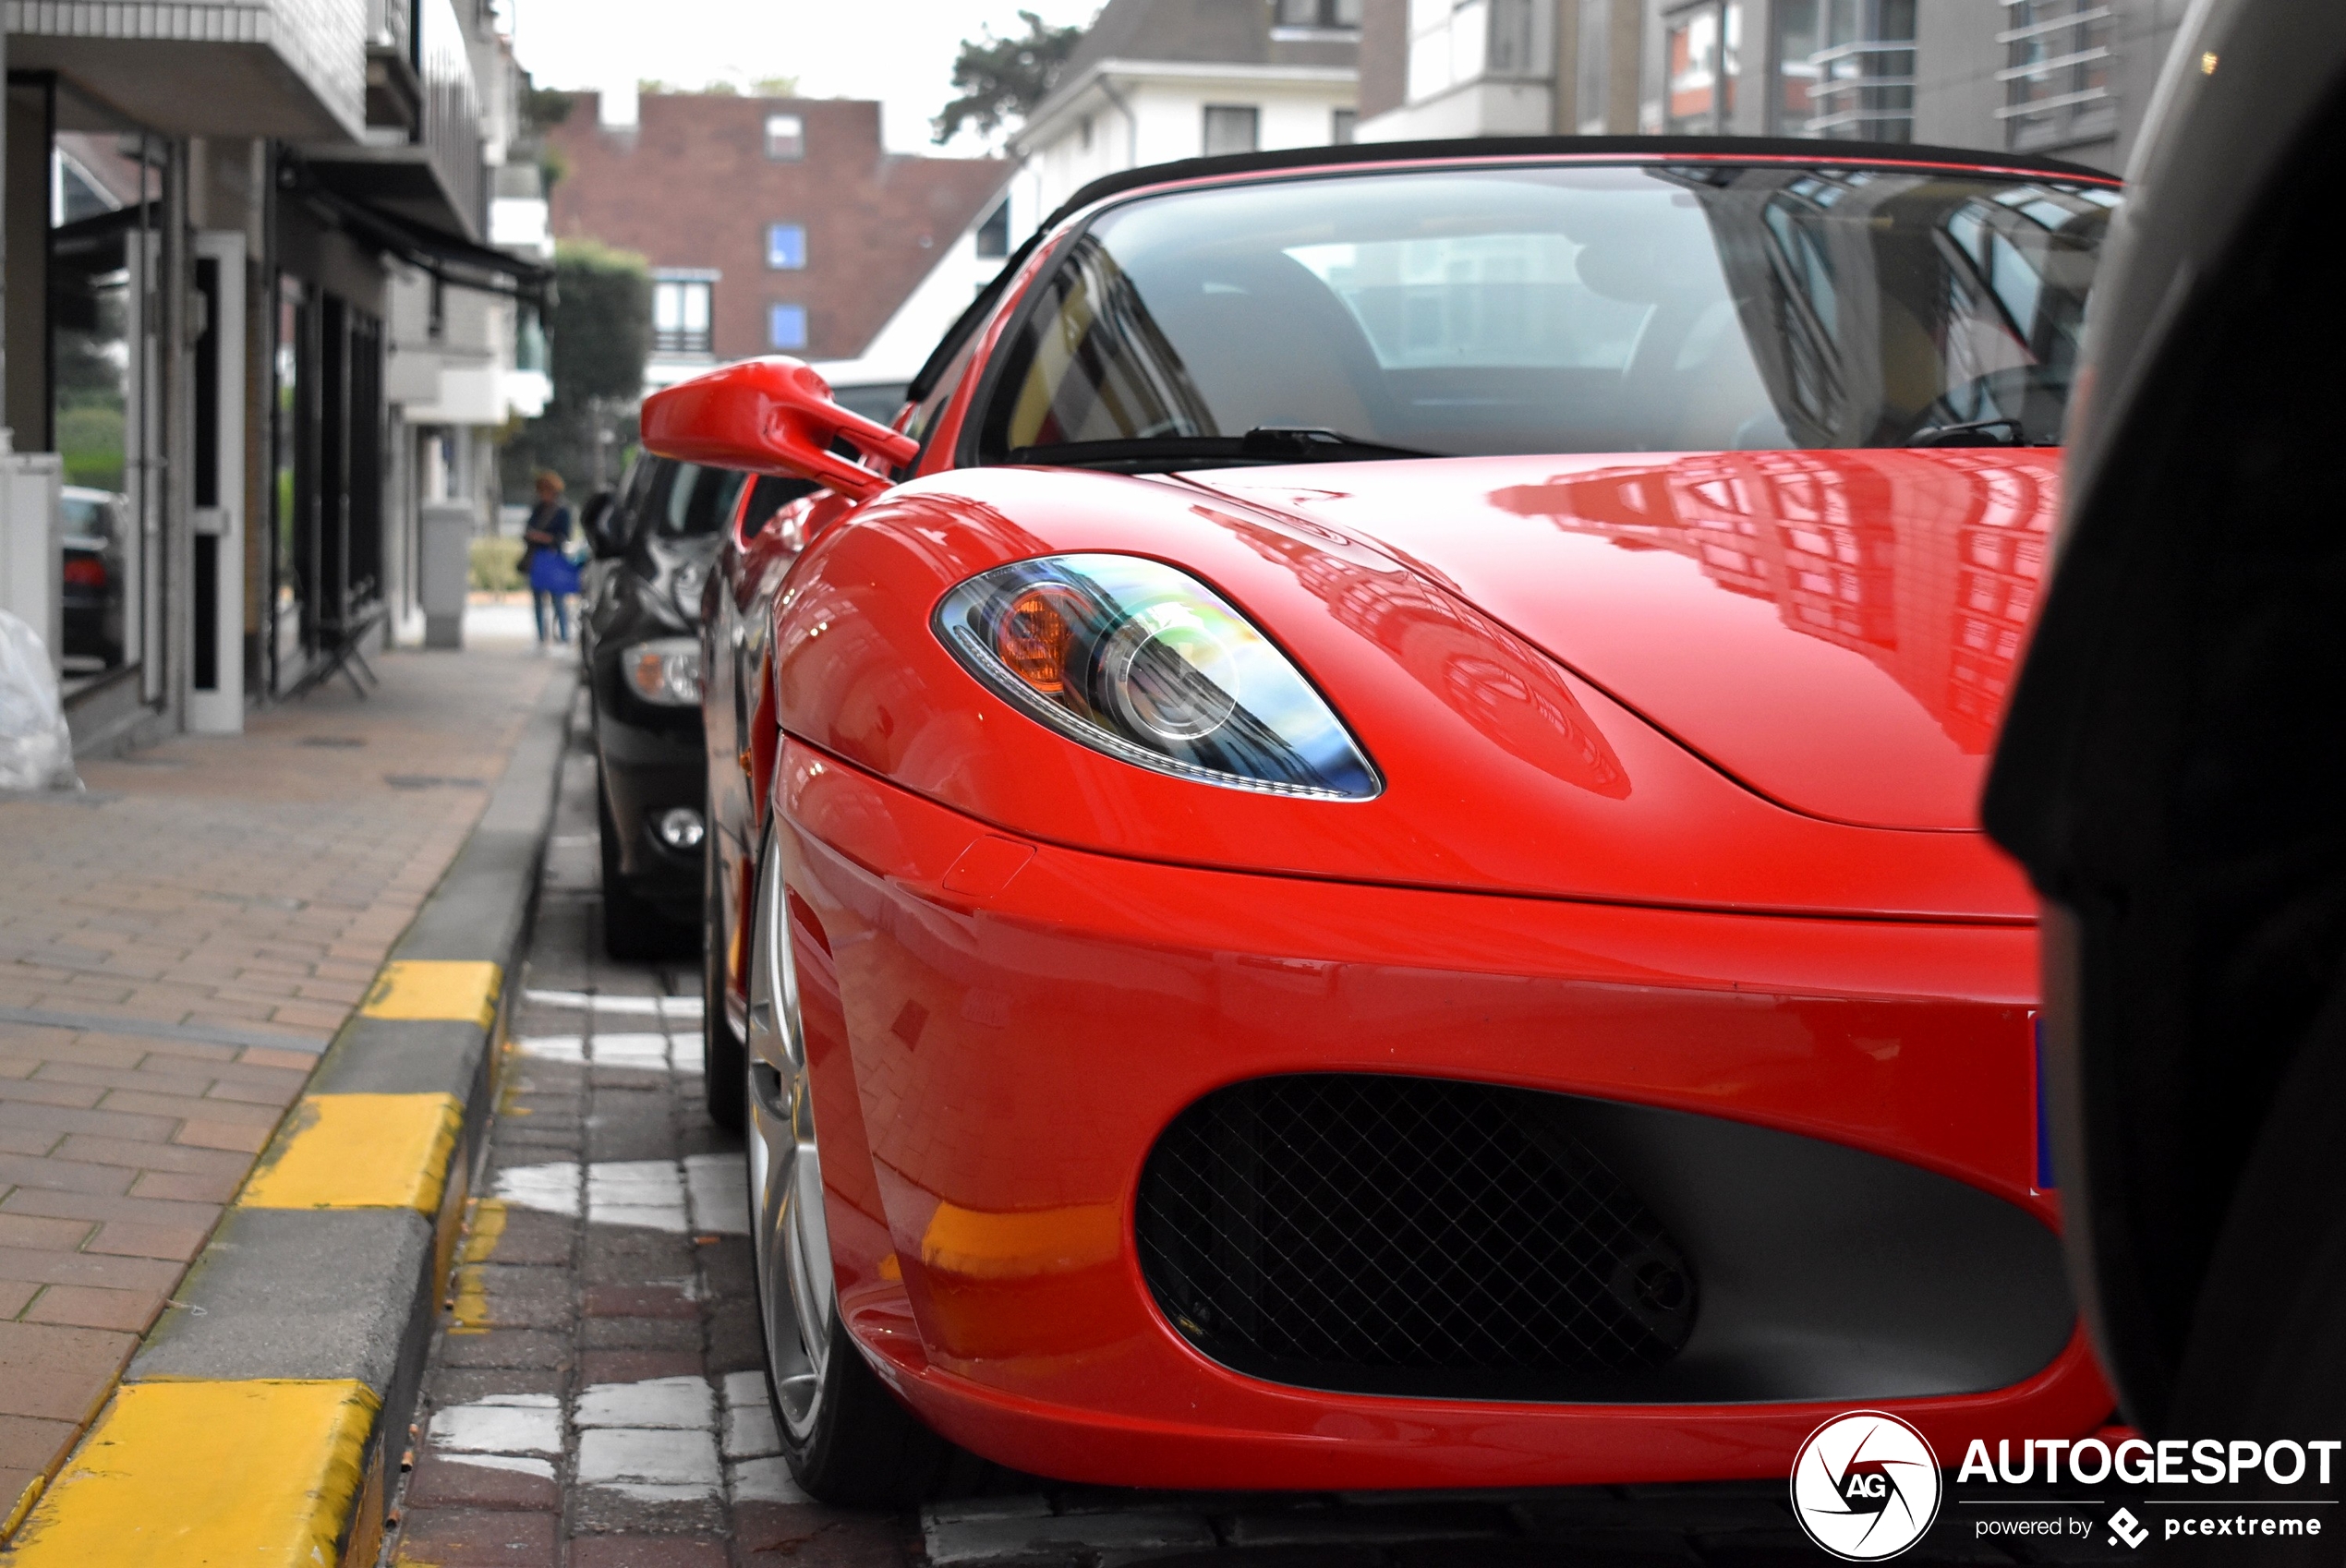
[1136,1074,1697,1399]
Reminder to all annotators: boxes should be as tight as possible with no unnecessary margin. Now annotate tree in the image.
[500,240,651,501]
[548,239,650,408]
[933,9,1084,144]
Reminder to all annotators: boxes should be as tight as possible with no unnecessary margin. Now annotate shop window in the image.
[47,117,160,694]
[1664,1,1741,134]
[768,303,808,351]
[764,114,804,160]
[1203,104,1260,157]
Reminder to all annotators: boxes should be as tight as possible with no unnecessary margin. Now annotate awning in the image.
[284,152,552,305]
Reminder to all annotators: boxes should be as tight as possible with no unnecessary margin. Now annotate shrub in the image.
[470,536,526,594]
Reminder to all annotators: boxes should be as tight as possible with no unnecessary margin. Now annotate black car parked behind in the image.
[581,455,744,958]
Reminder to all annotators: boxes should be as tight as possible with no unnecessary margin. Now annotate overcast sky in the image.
[502,1,1102,154]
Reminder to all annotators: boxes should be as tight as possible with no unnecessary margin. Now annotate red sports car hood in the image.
[1184,448,2057,833]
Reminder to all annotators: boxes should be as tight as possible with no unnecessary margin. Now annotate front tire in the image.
[743,830,949,1505]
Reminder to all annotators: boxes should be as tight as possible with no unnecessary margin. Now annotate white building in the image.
[1354,0,2184,175]
[1355,0,1562,140]
[1004,0,1362,243]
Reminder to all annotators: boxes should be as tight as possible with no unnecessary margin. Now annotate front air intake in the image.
[1135,1074,1698,1401]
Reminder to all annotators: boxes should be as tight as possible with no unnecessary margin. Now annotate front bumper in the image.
[590,663,706,919]
[777,740,2110,1490]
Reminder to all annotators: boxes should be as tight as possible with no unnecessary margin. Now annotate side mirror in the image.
[639,357,918,503]
[581,489,623,560]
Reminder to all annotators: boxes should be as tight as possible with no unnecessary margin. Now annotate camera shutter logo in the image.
[1790,1411,1943,1561]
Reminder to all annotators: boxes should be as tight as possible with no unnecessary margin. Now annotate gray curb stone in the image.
[126,662,578,1554]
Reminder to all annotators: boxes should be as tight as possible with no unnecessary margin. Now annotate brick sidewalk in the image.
[0,628,563,1528]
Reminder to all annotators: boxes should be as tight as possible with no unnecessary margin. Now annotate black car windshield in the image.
[977,161,2117,465]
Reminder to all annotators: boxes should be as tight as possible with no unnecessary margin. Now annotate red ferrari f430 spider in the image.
[647,137,2122,1503]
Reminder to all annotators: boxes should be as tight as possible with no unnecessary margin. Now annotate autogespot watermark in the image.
[1953,1437,2340,1550]
[1791,1417,2344,1559]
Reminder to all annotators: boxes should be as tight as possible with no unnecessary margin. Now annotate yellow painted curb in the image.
[0,1478,40,1541]
[446,1198,507,1335]
[361,959,502,1027]
[241,1093,463,1212]
[1,1380,377,1565]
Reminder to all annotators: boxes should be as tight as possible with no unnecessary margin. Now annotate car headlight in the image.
[933,554,1379,800]
[624,637,703,706]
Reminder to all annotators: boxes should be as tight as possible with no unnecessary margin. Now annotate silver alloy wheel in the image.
[744,835,836,1444]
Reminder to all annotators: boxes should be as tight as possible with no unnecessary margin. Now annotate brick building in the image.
[544,94,1008,391]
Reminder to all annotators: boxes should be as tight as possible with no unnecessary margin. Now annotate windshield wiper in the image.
[1909,416,2038,448]
[1008,427,1437,470]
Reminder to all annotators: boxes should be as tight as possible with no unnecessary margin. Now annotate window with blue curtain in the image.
[767,223,806,270]
[768,304,808,350]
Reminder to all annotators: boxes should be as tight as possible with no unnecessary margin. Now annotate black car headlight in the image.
[623,637,703,706]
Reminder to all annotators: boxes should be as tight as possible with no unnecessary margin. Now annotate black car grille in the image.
[1136,1074,1697,1400]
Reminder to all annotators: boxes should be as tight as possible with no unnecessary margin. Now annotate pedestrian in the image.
[521,470,580,648]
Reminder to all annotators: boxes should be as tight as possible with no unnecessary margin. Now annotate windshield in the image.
[977,162,2116,464]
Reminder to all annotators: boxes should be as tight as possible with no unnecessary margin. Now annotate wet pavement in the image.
[379,707,2125,1567]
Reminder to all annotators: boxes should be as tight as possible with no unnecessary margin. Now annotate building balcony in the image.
[6,0,369,140]
[302,0,484,241]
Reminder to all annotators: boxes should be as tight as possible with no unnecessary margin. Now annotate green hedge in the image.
[470,536,526,593]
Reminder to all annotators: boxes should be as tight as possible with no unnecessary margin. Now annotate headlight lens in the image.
[934,554,1379,800]
[624,637,703,706]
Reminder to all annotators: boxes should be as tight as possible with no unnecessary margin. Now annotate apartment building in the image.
[542,91,1005,408]
[1003,0,1363,242]
[0,0,544,752]
[1356,0,2191,175]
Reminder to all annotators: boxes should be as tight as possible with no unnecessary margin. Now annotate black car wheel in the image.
[597,769,689,962]
[743,826,948,1504]
[703,783,746,1133]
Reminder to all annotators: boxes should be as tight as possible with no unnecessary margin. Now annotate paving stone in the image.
[585,1282,700,1319]
[575,1375,715,1429]
[394,1505,559,1566]
[733,1503,909,1566]
[722,1401,780,1461]
[924,1511,1217,1565]
[405,1448,563,1512]
[438,1328,574,1370]
[580,1348,708,1383]
[422,1368,570,1407]
[727,1454,807,1503]
[581,1313,703,1350]
[568,1537,732,1567]
[475,1207,575,1268]
[429,1392,563,1454]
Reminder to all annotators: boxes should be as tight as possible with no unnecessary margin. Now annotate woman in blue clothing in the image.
[521,469,580,647]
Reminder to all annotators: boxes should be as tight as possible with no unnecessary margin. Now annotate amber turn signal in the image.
[995,586,1085,697]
